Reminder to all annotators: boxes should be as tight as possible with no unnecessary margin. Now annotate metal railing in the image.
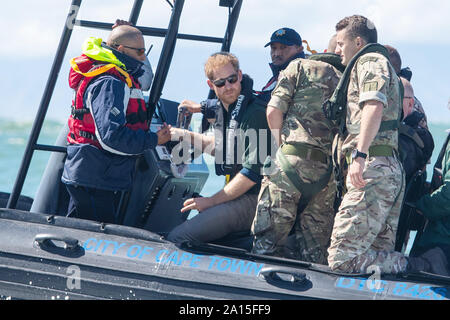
[7,0,242,209]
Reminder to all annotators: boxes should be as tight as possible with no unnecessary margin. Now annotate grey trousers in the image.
[167,193,258,244]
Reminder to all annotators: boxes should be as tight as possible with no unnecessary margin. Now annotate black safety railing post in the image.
[220,0,242,52]
[206,0,242,102]
[128,0,144,25]
[147,0,185,123]
[7,0,82,209]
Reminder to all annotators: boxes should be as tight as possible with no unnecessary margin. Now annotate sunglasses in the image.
[212,73,238,88]
[113,43,146,56]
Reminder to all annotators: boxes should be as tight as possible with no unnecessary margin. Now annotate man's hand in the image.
[348,101,383,189]
[170,127,189,141]
[179,100,201,113]
[157,123,171,145]
[266,106,283,147]
[180,197,214,213]
[349,157,367,189]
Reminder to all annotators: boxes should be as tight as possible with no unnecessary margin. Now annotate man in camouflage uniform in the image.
[326,15,409,274]
[251,54,343,264]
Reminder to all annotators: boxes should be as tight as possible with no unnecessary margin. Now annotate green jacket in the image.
[224,99,271,195]
[213,74,272,195]
[415,133,450,250]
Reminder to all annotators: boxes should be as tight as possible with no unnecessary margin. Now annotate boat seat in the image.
[30,124,70,216]
[394,170,428,253]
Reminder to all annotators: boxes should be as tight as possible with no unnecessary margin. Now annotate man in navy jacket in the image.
[62,25,170,224]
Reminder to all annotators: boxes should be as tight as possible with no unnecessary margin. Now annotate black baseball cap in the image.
[264,28,303,47]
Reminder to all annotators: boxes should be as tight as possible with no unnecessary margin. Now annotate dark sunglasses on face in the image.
[212,73,238,88]
[113,43,146,56]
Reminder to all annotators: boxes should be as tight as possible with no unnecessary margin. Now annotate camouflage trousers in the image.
[251,152,336,265]
[327,155,408,274]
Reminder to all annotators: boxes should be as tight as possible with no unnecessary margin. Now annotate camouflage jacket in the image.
[341,52,402,154]
[268,58,342,155]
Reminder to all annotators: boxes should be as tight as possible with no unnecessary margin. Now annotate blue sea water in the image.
[0,117,449,201]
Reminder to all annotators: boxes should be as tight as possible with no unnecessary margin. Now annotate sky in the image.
[1,0,449,125]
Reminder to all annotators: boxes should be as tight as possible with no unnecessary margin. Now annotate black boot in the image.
[407,247,449,276]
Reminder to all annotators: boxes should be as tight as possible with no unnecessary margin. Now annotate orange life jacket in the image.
[67,54,149,149]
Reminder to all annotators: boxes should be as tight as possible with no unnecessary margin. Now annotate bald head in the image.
[107,25,143,46]
[401,77,414,118]
[106,25,145,61]
[327,34,337,53]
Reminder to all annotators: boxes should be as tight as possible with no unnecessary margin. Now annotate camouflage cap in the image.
[264,28,302,47]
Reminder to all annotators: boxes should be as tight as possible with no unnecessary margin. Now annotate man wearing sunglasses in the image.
[62,25,171,224]
[176,28,305,124]
[398,78,434,186]
[167,52,273,247]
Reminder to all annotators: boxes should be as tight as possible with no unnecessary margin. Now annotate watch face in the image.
[352,149,367,160]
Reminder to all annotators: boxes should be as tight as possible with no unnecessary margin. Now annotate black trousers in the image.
[413,244,450,265]
[439,244,450,264]
[66,185,122,224]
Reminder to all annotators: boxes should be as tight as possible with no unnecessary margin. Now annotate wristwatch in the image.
[200,100,207,115]
[351,149,367,162]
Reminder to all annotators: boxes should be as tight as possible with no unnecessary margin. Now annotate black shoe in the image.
[408,247,449,276]
[407,256,430,273]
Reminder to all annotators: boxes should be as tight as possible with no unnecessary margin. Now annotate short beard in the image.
[219,90,240,106]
